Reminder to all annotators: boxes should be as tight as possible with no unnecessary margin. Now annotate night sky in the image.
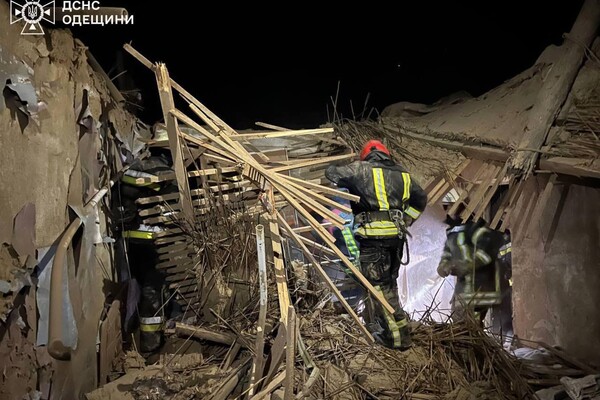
[69,1,584,129]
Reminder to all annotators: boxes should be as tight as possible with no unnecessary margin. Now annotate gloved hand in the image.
[437,260,452,277]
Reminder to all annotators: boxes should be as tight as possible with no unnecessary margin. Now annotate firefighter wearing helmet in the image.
[325,139,427,349]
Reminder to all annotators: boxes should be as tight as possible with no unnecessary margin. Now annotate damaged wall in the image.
[512,177,600,365]
[0,2,140,398]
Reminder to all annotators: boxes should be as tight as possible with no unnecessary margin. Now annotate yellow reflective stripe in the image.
[457,232,472,261]
[405,206,421,219]
[375,286,401,347]
[355,221,399,237]
[140,323,163,332]
[472,227,490,245]
[123,230,156,240]
[475,249,492,265]
[121,175,161,191]
[401,173,411,202]
[341,227,360,260]
[372,168,389,211]
[498,243,512,257]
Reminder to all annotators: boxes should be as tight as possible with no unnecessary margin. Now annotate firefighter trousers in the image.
[358,238,410,349]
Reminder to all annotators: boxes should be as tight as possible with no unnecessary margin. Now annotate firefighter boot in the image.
[398,322,412,350]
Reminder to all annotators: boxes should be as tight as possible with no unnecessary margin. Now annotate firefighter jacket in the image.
[325,152,427,239]
[438,220,505,277]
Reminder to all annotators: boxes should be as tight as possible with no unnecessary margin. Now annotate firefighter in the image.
[436,216,508,324]
[325,140,427,349]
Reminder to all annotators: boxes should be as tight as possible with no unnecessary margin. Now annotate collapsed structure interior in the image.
[1,1,599,399]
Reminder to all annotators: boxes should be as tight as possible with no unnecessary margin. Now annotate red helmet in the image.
[360,139,390,160]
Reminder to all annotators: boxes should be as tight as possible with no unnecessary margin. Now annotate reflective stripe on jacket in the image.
[326,153,427,239]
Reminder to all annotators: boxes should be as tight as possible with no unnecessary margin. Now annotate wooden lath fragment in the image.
[428,159,472,206]
[461,163,501,222]
[154,64,194,223]
[489,174,516,229]
[231,127,334,140]
[450,162,488,217]
[473,163,509,222]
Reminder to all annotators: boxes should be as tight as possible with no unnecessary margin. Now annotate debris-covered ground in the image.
[87,296,600,400]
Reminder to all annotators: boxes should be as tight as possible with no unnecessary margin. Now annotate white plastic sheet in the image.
[398,205,456,321]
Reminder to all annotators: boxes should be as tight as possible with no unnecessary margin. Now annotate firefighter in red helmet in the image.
[326,139,427,349]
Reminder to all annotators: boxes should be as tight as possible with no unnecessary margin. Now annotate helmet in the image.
[360,139,390,160]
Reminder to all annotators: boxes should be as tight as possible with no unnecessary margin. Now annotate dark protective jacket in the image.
[439,220,505,278]
[439,221,512,314]
[325,152,427,239]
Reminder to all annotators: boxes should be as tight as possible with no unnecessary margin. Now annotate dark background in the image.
[69,1,584,129]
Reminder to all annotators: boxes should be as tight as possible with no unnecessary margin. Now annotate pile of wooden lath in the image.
[121,45,398,347]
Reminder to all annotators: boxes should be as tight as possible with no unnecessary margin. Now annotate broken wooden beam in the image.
[174,322,239,346]
[155,64,194,223]
[284,305,296,400]
[510,0,600,175]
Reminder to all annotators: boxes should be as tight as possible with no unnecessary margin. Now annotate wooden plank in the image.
[184,147,205,168]
[292,222,333,234]
[252,371,286,400]
[284,305,296,400]
[157,243,190,255]
[268,217,291,324]
[158,248,193,261]
[280,176,360,203]
[262,326,287,392]
[157,257,194,270]
[429,159,472,206]
[201,152,237,165]
[137,192,179,205]
[284,178,352,214]
[461,163,500,222]
[427,176,448,199]
[155,236,190,246]
[155,64,194,222]
[281,235,338,258]
[255,121,288,131]
[427,180,451,206]
[473,163,509,222]
[269,153,355,173]
[490,175,517,229]
[175,322,239,346]
[154,228,183,238]
[169,279,197,291]
[277,213,375,343]
[230,127,334,140]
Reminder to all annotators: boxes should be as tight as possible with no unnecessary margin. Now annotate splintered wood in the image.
[123,44,388,344]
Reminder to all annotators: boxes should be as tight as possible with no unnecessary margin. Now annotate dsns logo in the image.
[10,1,56,35]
